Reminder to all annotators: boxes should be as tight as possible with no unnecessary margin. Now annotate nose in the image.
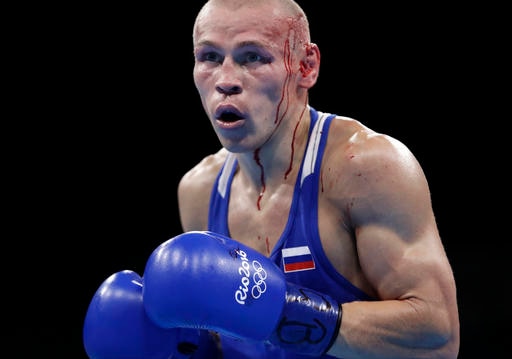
[215,58,242,95]
[216,83,242,95]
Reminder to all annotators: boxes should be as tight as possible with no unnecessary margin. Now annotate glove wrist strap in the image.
[268,282,342,356]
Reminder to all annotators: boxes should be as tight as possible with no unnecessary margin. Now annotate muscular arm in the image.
[326,129,460,359]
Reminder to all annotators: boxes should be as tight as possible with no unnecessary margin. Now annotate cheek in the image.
[256,70,289,100]
[192,70,211,109]
[263,72,298,103]
[193,62,213,86]
[266,83,285,103]
[192,67,205,88]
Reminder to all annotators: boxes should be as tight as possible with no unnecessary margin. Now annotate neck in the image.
[236,105,311,189]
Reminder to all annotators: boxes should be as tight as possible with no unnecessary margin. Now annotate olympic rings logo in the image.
[251,260,267,298]
[234,249,268,305]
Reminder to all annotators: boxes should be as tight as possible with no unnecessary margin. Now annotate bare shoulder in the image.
[325,115,426,190]
[179,147,230,190]
[323,115,446,289]
[323,115,432,227]
[178,148,230,231]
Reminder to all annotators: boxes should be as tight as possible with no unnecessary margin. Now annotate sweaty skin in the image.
[178,0,460,358]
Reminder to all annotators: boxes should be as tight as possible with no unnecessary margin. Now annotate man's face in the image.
[192,3,303,153]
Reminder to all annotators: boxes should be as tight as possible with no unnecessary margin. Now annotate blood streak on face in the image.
[253,15,309,209]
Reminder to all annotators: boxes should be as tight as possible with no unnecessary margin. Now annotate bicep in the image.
[356,221,447,301]
[349,136,449,301]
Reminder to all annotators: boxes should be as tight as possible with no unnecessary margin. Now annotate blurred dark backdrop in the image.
[15,2,503,358]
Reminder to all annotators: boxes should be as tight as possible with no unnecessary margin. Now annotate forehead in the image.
[193,4,292,49]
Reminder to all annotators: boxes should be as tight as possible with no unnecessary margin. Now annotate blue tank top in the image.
[207,107,374,358]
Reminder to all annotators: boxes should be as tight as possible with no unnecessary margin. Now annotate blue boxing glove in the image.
[83,270,207,359]
[143,231,342,356]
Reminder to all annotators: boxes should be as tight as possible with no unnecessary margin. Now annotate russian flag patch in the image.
[282,246,315,273]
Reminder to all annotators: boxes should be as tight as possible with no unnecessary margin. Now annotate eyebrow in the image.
[236,40,266,49]
[195,40,217,48]
[195,40,266,49]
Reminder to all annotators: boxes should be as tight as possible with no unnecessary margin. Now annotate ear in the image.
[298,43,320,88]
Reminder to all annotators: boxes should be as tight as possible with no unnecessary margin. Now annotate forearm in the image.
[327,300,459,359]
[328,300,459,359]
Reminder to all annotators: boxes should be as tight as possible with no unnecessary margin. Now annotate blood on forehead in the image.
[251,13,309,56]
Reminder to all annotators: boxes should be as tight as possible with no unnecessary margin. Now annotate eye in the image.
[238,51,271,65]
[197,50,223,63]
[245,52,262,63]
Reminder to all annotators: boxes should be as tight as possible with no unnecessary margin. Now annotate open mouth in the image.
[218,111,243,122]
[215,106,244,123]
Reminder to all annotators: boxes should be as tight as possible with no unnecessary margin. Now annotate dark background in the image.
[12,1,505,358]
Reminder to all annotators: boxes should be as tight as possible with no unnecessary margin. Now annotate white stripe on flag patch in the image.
[282,246,311,257]
[282,246,315,273]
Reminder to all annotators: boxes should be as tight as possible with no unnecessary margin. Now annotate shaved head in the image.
[193,0,310,47]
